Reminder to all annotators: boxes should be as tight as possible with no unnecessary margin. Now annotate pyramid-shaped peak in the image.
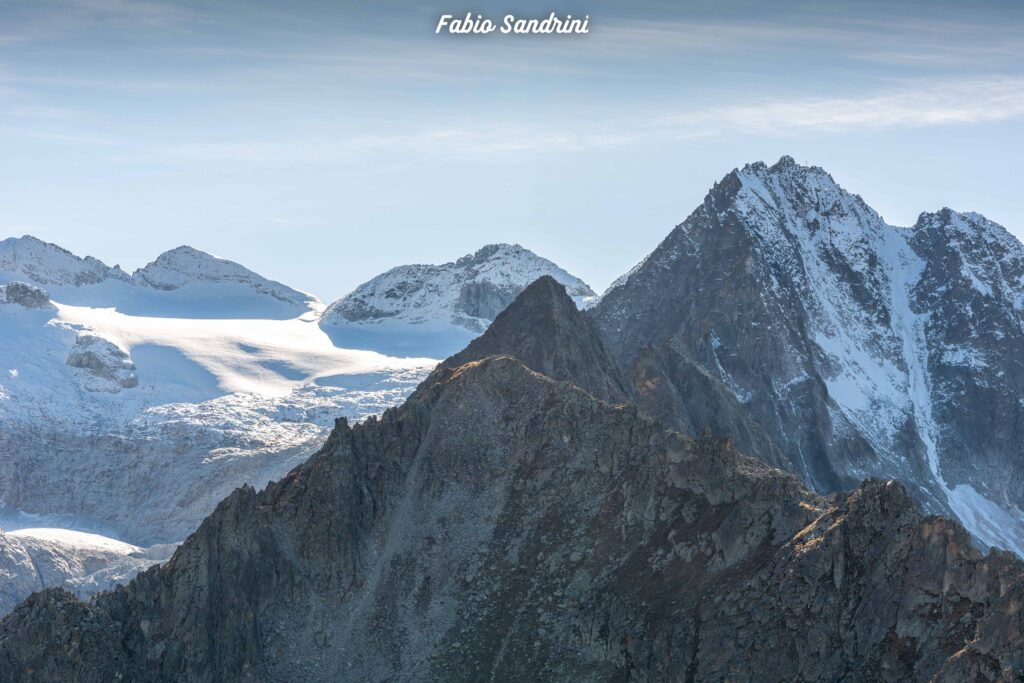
[443,275,631,403]
[498,273,574,309]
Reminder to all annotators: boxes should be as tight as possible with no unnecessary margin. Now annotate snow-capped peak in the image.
[0,235,128,287]
[912,208,1024,312]
[130,245,319,309]
[132,245,247,289]
[318,243,596,357]
[597,155,1024,557]
[734,156,884,230]
[915,208,1017,247]
[0,237,322,316]
[131,245,214,285]
[322,243,595,330]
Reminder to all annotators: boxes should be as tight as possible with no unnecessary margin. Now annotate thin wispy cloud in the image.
[0,126,118,146]
[656,77,1024,136]
[149,76,1024,162]
[0,0,1020,301]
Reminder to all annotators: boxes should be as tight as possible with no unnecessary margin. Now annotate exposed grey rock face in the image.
[454,279,521,321]
[627,338,790,471]
[0,282,52,309]
[66,334,139,391]
[591,157,1024,555]
[1,277,1022,681]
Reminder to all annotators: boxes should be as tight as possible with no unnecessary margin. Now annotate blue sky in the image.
[1,0,1022,300]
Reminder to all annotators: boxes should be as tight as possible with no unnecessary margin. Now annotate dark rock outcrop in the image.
[443,275,632,403]
[628,338,789,470]
[66,334,139,391]
[1,275,1023,681]
[0,282,51,309]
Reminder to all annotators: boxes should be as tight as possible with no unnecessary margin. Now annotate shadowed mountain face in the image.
[2,275,1024,682]
[442,275,632,404]
[592,157,1024,556]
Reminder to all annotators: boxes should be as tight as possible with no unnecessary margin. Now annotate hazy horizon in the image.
[2,0,1022,300]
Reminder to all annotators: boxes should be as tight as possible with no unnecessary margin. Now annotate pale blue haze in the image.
[0,0,1022,300]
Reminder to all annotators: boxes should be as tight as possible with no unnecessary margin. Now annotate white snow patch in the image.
[946,485,1024,557]
[7,527,141,554]
[941,345,989,369]
[54,304,431,398]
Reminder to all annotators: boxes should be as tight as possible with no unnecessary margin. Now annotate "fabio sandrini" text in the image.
[435,12,590,35]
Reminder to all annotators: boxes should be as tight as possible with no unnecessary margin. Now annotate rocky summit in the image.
[592,156,1024,557]
[1,277,1023,682]
[441,275,632,404]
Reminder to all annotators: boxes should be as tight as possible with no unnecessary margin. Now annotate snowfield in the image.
[0,236,441,615]
[53,303,431,398]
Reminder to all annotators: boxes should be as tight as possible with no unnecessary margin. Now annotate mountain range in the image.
[2,276,1022,681]
[2,157,1024,678]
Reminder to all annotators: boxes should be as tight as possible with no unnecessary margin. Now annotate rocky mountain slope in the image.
[1,279,1022,681]
[592,156,1024,557]
[319,243,597,357]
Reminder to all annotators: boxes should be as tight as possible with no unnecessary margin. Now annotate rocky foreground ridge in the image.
[1,277,1022,681]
